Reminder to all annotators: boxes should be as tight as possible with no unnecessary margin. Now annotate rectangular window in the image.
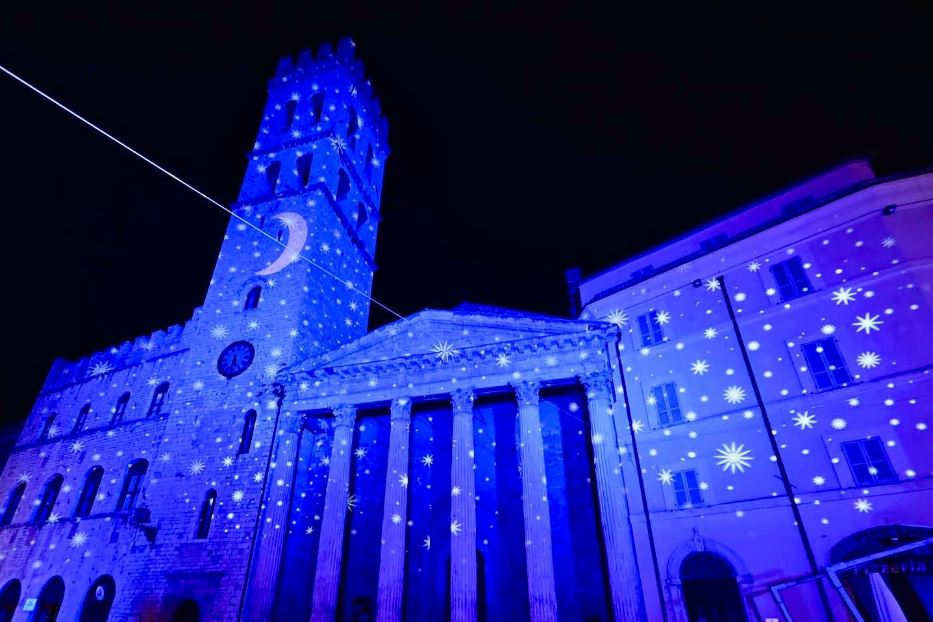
[652,383,683,426]
[297,153,313,187]
[802,338,852,390]
[673,470,704,508]
[841,437,897,485]
[770,256,813,301]
[39,415,56,440]
[637,312,665,347]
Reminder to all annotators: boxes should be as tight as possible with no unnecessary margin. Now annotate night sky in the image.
[1,4,931,426]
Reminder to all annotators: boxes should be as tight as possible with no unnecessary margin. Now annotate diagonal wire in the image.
[0,62,405,321]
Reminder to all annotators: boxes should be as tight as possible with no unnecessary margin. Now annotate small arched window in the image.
[364,144,374,182]
[297,153,313,188]
[148,383,170,417]
[39,413,56,440]
[73,403,91,434]
[116,460,148,512]
[336,169,351,202]
[244,286,261,311]
[1,482,26,526]
[265,161,282,196]
[112,392,131,425]
[356,202,368,230]
[346,108,359,150]
[195,489,217,539]
[74,466,104,518]
[238,410,257,455]
[310,92,325,122]
[282,99,297,132]
[34,474,64,524]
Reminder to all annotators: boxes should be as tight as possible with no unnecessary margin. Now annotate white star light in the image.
[832,287,856,305]
[853,313,883,334]
[705,278,721,292]
[854,498,873,513]
[747,261,761,272]
[391,513,402,524]
[691,360,710,375]
[544,355,558,367]
[495,353,512,368]
[723,386,747,405]
[347,494,359,512]
[812,476,826,486]
[431,341,458,362]
[831,417,848,430]
[793,411,817,430]
[714,442,754,474]
[421,454,434,467]
[658,469,674,485]
[704,327,718,339]
[451,486,461,496]
[253,472,264,483]
[882,236,896,248]
[821,324,836,335]
[70,441,84,453]
[305,526,315,535]
[189,460,206,475]
[222,456,234,467]
[423,536,432,550]
[654,310,671,325]
[857,352,881,369]
[328,135,347,152]
[354,448,367,459]
[450,519,462,536]
[210,325,229,340]
[232,490,245,503]
[631,420,644,434]
[89,361,114,376]
[604,309,629,328]
[70,531,89,547]
[399,474,409,487]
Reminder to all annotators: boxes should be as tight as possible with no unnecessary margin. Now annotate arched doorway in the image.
[680,552,748,622]
[78,575,116,622]
[171,599,200,622]
[0,580,21,622]
[31,576,65,622]
[831,525,933,622]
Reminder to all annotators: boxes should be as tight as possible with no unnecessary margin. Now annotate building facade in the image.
[0,39,931,622]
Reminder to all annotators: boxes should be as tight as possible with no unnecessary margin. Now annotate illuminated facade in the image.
[0,39,931,622]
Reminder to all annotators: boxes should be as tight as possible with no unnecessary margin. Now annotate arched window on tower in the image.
[39,413,56,440]
[74,466,104,518]
[346,108,359,150]
[282,99,298,133]
[265,161,282,196]
[1,482,26,526]
[310,92,325,122]
[34,474,64,524]
[238,410,257,455]
[356,202,368,230]
[364,144,374,182]
[195,489,217,539]
[244,286,262,311]
[116,460,148,512]
[297,153,313,188]
[148,382,169,417]
[73,403,91,434]
[112,392,130,425]
[336,169,351,202]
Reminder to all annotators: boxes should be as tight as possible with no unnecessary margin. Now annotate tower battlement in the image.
[267,37,389,155]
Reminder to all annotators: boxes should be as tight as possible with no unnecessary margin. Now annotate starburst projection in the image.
[714,442,754,474]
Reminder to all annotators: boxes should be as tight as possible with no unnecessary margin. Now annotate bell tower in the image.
[200,38,389,370]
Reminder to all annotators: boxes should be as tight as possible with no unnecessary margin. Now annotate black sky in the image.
[1,3,931,425]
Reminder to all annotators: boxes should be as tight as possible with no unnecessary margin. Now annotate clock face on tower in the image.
[218,341,256,378]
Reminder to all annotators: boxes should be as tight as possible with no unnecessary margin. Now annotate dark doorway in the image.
[78,575,116,622]
[171,599,200,622]
[31,576,65,622]
[0,580,21,622]
[680,552,748,622]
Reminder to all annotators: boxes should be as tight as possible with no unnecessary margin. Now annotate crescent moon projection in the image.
[255,212,308,276]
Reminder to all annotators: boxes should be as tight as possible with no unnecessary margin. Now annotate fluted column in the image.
[375,397,412,622]
[582,371,646,621]
[511,380,559,622]
[310,404,357,622]
[244,387,298,622]
[450,388,478,622]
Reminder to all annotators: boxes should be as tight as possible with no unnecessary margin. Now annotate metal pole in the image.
[717,275,835,621]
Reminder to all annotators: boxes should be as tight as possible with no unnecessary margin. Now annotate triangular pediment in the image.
[289,305,602,374]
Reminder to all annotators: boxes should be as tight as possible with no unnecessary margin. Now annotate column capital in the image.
[390,397,412,422]
[511,380,540,406]
[580,370,613,399]
[450,388,475,415]
[332,404,357,429]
